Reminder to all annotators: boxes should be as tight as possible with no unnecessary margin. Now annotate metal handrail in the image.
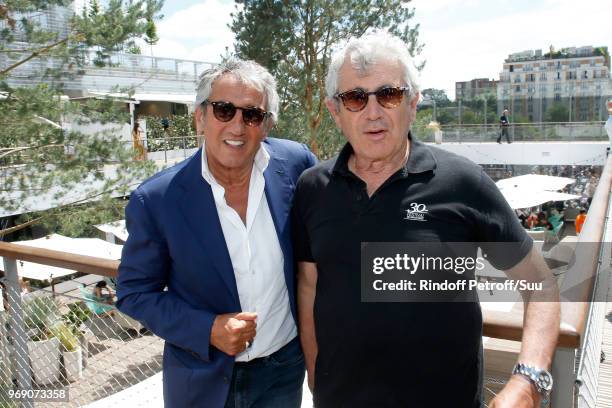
[1,157,611,348]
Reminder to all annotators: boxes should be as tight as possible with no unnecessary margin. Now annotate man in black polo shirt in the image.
[292,31,560,408]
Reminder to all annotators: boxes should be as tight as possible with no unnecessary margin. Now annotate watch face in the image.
[537,371,553,391]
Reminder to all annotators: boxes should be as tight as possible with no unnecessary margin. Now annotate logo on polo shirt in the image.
[404,202,428,222]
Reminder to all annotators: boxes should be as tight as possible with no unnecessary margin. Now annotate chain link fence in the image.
[0,276,163,407]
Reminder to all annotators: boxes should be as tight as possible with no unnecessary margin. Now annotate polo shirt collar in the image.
[332,132,437,177]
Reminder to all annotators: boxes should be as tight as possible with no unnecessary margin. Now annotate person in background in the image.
[93,281,114,305]
[497,109,511,144]
[132,120,146,161]
[575,209,587,234]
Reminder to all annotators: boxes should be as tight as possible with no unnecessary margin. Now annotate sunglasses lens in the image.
[211,102,236,122]
[376,87,405,108]
[340,90,368,112]
[242,108,266,127]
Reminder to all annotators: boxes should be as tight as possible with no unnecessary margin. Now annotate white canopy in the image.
[495,174,579,210]
[95,220,128,242]
[496,174,575,192]
[1,234,123,281]
[499,190,582,210]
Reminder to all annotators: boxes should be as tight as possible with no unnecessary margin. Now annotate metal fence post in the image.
[551,347,576,408]
[2,257,33,408]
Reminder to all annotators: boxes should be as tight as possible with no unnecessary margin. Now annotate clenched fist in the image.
[210,312,257,356]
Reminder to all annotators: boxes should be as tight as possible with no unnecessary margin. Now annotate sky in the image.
[141,0,612,100]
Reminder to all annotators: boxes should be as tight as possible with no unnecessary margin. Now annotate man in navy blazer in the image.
[117,58,316,407]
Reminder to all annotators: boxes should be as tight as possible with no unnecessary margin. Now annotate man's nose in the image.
[363,94,383,120]
[227,109,246,132]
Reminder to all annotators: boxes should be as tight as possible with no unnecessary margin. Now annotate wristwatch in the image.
[512,363,553,404]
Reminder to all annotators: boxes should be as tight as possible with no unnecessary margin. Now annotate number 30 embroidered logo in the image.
[404,202,428,222]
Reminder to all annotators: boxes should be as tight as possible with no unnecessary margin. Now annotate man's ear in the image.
[325,98,342,129]
[409,92,420,110]
[263,117,275,135]
[195,105,205,135]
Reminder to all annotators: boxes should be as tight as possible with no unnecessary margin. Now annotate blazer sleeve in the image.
[116,188,217,362]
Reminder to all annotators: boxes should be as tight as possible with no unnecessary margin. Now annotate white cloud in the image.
[157,0,236,42]
[149,0,237,62]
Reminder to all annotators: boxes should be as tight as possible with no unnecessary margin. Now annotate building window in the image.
[509,65,514,72]
[540,73,547,80]
[515,85,521,92]
[556,72,561,80]
[555,93,561,101]
[583,70,588,79]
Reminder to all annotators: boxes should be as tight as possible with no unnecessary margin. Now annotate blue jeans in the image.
[224,337,305,408]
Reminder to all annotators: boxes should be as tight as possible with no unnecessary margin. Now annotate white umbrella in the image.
[500,190,581,210]
[495,174,579,210]
[496,174,575,192]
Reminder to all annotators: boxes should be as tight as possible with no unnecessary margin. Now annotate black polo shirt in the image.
[292,134,532,408]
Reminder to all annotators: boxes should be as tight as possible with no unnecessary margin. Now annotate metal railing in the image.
[0,155,610,407]
[0,244,164,407]
[414,122,609,143]
[82,50,216,80]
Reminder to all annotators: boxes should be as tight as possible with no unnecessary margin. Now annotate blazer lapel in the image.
[264,156,291,245]
[177,150,240,306]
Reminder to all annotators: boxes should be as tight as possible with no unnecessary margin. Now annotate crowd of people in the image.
[510,165,601,237]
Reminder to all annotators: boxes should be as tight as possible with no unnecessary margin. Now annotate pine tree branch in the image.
[0,144,65,160]
[0,217,44,237]
[0,36,70,76]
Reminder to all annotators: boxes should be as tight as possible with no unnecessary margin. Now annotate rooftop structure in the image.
[0,5,215,117]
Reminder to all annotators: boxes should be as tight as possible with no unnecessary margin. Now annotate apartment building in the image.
[455,78,498,101]
[497,46,611,122]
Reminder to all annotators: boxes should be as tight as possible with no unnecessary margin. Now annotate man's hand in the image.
[210,312,257,356]
[489,375,540,408]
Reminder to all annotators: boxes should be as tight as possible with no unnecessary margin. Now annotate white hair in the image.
[325,31,421,101]
[194,58,279,122]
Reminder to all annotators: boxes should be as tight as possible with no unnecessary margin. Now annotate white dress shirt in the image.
[201,141,297,361]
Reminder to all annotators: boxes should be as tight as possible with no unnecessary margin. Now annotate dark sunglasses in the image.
[334,86,411,112]
[204,100,270,127]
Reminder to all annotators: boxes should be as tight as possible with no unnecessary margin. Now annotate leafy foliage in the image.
[0,0,163,234]
[421,88,451,108]
[141,114,197,152]
[231,0,423,159]
[545,103,570,122]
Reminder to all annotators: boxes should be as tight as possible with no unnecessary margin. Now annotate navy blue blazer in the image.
[116,137,316,407]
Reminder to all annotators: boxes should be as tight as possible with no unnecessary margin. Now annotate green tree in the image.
[0,0,163,236]
[231,0,423,158]
[545,103,570,122]
[421,88,451,108]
